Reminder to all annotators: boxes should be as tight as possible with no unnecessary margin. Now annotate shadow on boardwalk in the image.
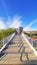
[0,34,37,65]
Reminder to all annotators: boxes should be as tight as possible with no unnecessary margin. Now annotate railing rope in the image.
[22,33,37,56]
[3,39,4,46]
[0,33,15,52]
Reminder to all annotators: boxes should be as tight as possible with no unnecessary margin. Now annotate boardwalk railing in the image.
[24,34,37,48]
[22,33,37,56]
[0,33,15,53]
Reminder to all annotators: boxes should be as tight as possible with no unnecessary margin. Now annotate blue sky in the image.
[0,0,37,31]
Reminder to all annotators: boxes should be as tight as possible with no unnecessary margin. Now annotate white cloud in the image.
[24,19,37,31]
[0,20,6,29]
[0,16,22,29]
[7,16,22,28]
[10,19,22,28]
[10,20,21,28]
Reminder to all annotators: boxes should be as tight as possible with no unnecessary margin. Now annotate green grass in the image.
[0,45,3,49]
[0,28,15,40]
[0,28,15,48]
[35,47,37,51]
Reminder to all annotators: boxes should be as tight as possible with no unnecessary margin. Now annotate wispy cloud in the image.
[24,19,37,31]
[0,16,22,29]
[0,20,6,29]
[7,16,22,28]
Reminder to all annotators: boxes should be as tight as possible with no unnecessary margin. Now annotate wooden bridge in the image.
[0,33,37,65]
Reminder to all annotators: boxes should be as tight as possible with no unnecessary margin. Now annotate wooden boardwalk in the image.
[0,34,37,64]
